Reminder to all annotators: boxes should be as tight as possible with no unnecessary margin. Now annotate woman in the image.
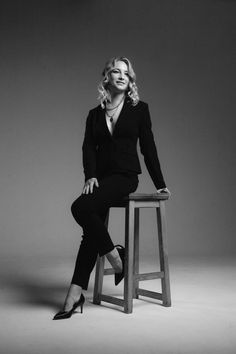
[53,56,170,320]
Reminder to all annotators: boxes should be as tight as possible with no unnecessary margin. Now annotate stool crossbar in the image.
[93,193,171,313]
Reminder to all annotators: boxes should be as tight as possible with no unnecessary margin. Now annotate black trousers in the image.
[70,173,139,290]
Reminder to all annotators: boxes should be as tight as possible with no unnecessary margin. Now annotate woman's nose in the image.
[119,72,125,80]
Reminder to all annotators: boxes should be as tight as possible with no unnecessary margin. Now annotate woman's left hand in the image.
[156,187,171,196]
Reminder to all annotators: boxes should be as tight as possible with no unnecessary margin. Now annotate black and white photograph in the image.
[0,1,235,353]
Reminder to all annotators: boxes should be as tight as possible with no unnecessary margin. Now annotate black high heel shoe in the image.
[114,244,125,286]
[53,293,85,320]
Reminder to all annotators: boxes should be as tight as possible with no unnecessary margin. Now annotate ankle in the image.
[106,248,122,273]
[63,284,83,311]
[65,284,82,301]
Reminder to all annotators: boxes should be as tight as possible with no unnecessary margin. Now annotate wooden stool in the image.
[93,193,171,313]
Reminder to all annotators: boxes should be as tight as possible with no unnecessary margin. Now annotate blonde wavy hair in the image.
[98,56,139,108]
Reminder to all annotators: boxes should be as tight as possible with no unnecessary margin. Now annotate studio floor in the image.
[0,255,235,354]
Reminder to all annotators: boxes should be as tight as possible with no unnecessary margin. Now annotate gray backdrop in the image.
[0,0,235,260]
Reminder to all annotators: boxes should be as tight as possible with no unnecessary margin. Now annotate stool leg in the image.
[133,208,139,299]
[93,255,105,305]
[124,201,135,314]
[156,201,171,307]
[93,211,109,305]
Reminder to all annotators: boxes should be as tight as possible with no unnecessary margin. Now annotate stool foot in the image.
[93,297,101,305]
[124,306,133,314]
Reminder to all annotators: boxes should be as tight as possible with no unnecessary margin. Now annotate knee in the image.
[71,200,78,221]
[71,197,91,224]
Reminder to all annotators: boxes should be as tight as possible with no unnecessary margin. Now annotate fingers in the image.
[82,182,90,194]
[89,180,94,194]
[166,188,171,195]
[164,187,171,196]
[82,178,99,194]
[156,187,171,196]
[156,188,165,193]
[84,183,92,194]
[82,182,88,194]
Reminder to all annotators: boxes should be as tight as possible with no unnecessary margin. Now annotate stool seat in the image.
[124,192,170,201]
[112,192,169,207]
[93,192,171,313]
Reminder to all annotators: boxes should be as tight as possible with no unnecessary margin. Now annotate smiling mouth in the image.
[117,81,125,85]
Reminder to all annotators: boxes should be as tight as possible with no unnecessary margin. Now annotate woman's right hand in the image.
[82,178,99,194]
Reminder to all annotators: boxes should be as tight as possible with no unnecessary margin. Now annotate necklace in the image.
[105,110,116,123]
[105,96,124,123]
[106,95,125,111]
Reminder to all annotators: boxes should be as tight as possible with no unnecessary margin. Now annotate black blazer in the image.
[82,97,166,190]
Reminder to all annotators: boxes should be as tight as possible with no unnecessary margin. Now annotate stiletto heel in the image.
[53,293,85,320]
[114,244,125,286]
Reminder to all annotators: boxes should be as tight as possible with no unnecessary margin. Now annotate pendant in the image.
[110,117,113,123]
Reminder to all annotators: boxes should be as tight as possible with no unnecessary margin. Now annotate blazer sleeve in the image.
[82,110,97,181]
[139,103,166,190]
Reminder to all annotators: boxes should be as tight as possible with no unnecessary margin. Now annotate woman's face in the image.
[108,60,130,93]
